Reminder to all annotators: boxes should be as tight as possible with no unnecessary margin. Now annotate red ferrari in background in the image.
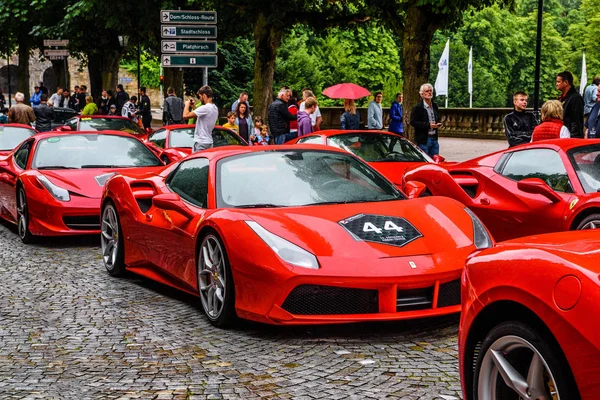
[55,115,147,136]
[100,145,493,327]
[403,139,600,241]
[0,131,164,243]
[140,124,248,163]
[459,230,600,399]
[0,124,38,156]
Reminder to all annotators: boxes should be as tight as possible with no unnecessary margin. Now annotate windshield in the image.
[32,134,163,169]
[169,127,247,148]
[0,126,36,151]
[328,133,432,163]
[568,144,600,193]
[217,150,403,208]
[78,118,145,135]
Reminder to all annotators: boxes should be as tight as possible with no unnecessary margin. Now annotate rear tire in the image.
[100,201,126,277]
[473,320,579,400]
[576,213,600,230]
[17,188,36,244]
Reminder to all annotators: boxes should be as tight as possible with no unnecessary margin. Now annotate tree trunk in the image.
[164,68,184,99]
[87,50,121,101]
[51,59,69,90]
[400,2,439,142]
[252,12,283,123]
[16,35,30,104]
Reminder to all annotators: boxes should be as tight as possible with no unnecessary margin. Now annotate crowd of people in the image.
[504,70,600,146]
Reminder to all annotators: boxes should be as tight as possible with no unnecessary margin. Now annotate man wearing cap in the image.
[108,104,118,115]
[30,86,42,107]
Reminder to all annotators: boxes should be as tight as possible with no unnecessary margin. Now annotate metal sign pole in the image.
[203,68,208,86]
[63,57,68,90]
[6,42,11,107]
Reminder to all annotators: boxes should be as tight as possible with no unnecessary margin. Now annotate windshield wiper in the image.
[235,203,286,208]
[80,164,133,168]
[36,166,77,170]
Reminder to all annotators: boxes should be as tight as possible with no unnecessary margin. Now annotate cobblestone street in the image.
[0,139,504,399]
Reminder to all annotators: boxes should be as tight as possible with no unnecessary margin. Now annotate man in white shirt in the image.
[183,86,219,152]
[299,89,322,131]
[49,87,63,108]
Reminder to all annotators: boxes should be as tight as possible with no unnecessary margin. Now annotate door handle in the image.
[480,198,490,205]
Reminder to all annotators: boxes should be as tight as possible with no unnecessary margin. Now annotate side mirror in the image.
[517,178,562,203]
[159,148,184,164]
[404,180,428,199]
[152,193,195,219]
[433,155,445,163]
[57,126,72,132]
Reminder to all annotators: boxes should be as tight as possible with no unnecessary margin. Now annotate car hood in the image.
[242,196,475,260]
[40,167,161,199]
[367,161,428,185]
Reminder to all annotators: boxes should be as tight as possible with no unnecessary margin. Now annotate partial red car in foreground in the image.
[460,230,600,399]
[0,124,38,156]
[288,130,444,185]
[140,124,248,163]
[404,139,600,241]
[100,145,493,327]
[56,115,147,136]
[0,131,163,242]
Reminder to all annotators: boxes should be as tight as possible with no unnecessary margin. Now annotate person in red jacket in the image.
[531,100,571,142]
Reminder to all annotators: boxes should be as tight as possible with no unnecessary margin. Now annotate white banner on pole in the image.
[435,39,450,98]
[580,52,587,95]
[468,47,473,108]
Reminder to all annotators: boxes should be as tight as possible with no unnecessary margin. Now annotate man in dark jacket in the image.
[556,70,584,138]
[33,94,54,132]
[138,87,152,130]
[163,87,184,125]
[115,84,129,112]
[268,87,297,144]
[77,85,87,111]
[410,83,441,157]
[503,91,537,147]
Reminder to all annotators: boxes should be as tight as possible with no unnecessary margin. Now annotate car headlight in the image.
[36,175,70,202]
[464,208,492,249]
[245,221,319,269]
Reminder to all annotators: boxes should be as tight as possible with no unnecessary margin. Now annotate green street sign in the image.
[161,41,217,53]
[161,25,217,39]
[161,10,217,24]
[162,54,217,68]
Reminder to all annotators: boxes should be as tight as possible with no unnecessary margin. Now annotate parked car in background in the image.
[55,115,146,136]
[288,130,446,185]
[51,107,79,130]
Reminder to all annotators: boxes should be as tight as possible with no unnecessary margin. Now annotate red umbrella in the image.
[322,83,371,100]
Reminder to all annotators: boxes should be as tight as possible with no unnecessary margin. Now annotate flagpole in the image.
[468,47,473,108]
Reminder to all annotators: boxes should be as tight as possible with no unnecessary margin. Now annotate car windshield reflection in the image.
[216,150,403,208]
[170,128,247,148]
[0,126,36,151]
[78,118,145,135]
[32,134,163,169]
[568,144,600,193]
[328,133,433,163]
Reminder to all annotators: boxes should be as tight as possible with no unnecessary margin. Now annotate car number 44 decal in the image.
[339,214,422,247]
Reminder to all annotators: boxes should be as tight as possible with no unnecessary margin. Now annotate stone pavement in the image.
[439,137,507,162]
[0,222,462,399]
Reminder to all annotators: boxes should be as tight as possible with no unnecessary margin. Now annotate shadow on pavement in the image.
[0,219,100,248]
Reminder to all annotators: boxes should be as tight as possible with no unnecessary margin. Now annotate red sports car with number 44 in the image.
[100,145,493,327]
[460,230,600,399]
[403,139,600,241]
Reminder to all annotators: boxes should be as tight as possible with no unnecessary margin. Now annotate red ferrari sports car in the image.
[403,139,600,241]
[0,131,164,243]
[459,230,600,399]
[288,130,446,185]
[100,145,493,327]
[56,115,147,136]
[0,124,38,156]
[140,124,248,163]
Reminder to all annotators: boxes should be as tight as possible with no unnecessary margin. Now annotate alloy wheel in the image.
[580,219,600,230]
[198,235,227,320]
[101,205,119,270]
[477,335,559,400]
[17,189,27,240]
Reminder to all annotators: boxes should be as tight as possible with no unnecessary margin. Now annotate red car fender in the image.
[563,198,600,230]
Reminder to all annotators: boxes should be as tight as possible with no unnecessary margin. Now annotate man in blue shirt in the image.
[368,92,383,129]
[388,93,404,136]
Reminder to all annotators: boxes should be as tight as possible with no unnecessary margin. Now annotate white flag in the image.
[580,52,587,95]
[435,39,450,97]
[468,47,473,95]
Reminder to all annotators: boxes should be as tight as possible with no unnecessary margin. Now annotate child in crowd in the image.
[253,125,270,145]
[222,111,239,133]
[250,116,263,143]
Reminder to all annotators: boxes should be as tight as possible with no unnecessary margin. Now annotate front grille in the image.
[396,287,433,311]
[281,285,379,315]
[437,279,461,308]
[63,215,100,230]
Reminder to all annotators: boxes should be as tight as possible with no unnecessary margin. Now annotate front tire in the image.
[576,213,600,230]
[101,202,126,276]
[197,233,236,327]
[473,320,579,400]
[17,187,35,244]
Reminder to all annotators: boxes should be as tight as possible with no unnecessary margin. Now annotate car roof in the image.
[32,130,138,140]
[75,115,132,121]
[0,123,39,131]
[185,144,356,162]
[310,129,403,138]
[161,124,235,131]
[515,138,600,152]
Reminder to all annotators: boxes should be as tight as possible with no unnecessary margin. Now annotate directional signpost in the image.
[160,10,218,86]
